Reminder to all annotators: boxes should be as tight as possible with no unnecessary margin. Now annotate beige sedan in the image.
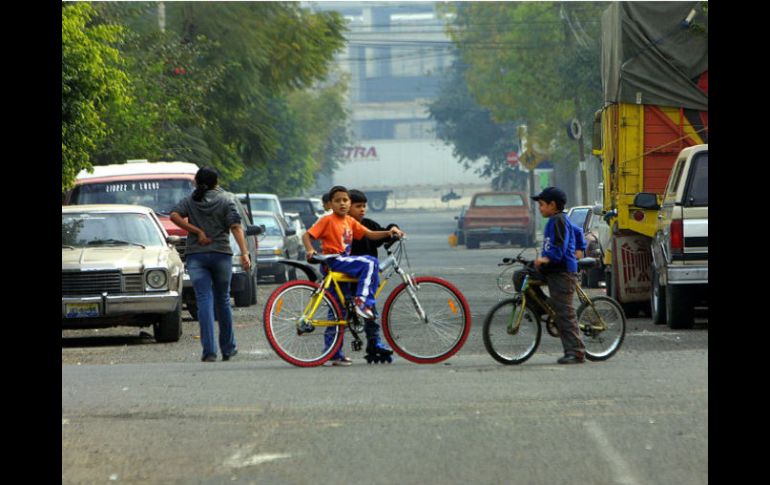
[62,204,184,342]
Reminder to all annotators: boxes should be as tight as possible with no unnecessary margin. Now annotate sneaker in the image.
[354,297,375,320]
[201,354,217,362]
[557,354,585,365]
[222,349,238,361]
[330,356,353,366]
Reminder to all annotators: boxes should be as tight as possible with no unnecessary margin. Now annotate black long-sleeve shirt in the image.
[351,218,398,258]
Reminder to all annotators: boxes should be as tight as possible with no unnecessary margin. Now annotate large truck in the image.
[327,139,490,211]
[592,2,707,315]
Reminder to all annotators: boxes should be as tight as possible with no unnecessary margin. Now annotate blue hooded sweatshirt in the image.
[541,212,578,273]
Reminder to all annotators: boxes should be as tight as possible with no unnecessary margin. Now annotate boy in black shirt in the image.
[348,189,404,363]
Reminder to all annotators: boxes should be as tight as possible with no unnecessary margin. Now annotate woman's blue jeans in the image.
[186,252,236,359]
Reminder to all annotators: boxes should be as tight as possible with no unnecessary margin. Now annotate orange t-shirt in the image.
[308,214,367,256]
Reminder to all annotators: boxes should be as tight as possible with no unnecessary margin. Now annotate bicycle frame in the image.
[298,240,426,331]
[507,272,607,335]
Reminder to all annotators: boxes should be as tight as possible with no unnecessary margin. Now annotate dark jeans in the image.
[542,272,585,358]
[186,252,236,359]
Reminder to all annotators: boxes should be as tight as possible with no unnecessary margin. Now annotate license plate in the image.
[65,303,100,318]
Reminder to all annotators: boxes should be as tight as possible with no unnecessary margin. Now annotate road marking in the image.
[224,450,292,469]
[584,420,644,485]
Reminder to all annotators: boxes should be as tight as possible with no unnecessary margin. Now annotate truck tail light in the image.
[670,219,684,254]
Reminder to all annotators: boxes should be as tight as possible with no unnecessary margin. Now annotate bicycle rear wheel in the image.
[578,296,626,361]
[482,298,541,365]
[381,277,471,364]
[263,281,344,367]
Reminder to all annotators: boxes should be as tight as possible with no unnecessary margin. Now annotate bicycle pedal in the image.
[296,322,315,335]
[352,340,363,352]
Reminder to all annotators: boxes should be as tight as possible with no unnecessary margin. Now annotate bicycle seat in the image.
[577,257,598,270]
[309,253,341,264]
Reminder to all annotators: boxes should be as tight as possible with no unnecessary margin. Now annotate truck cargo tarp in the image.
[602,2,708,110]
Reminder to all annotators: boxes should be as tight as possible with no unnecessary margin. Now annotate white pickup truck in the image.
[635,144,708,328]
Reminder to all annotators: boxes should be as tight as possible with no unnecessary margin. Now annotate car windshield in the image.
[568,208,589,229]
[310,199,324,213]
[70,178,195,215]
[252,216,283,237]
[62,212,165,247]
[281,201,312,215]
[686,152,708,207]
[246,198,280,214]
[474,194,524,207]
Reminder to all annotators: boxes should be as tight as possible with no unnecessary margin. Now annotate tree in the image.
[442,2,604,179]
[428,59,527,191]
[62,2,131,192]
[228,77,351,196]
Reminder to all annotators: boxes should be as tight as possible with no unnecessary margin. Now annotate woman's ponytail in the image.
[192,167,218,202]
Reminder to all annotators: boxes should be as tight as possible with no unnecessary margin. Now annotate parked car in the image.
[63,160,198,239]
[251,210,303,283]
[285,212,309,260]
[62,205,184,342]
[280,197,321,232]
[567,204,610,288]
[636,144,708,328]
[461,191,536,249]
[309,197,326,217]
[237,193,286,223]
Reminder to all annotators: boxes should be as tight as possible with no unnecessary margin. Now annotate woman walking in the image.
[170,167,251,362]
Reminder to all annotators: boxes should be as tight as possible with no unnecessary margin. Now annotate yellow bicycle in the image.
[263,238,472,367]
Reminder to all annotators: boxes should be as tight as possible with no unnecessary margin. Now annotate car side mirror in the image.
[166,236,183,245]
[245,225,263,236]
[633,193,660,210]
[285,228,297,236]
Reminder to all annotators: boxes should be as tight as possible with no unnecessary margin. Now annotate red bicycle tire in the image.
[263,280,345,367]
[381,276,472,364]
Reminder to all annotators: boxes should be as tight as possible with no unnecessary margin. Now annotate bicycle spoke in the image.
[383,278,470,363]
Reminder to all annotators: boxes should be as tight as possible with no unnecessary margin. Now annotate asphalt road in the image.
[62,209,708,485]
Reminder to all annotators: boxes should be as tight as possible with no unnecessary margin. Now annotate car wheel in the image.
[234,274,252,307]
[651,268,666,325]
[187,300,198,321]
[466,235,479,249]
[585,267,602,288]
[274,264,290,284]
[154,301,182,343]
[250,271,258,305]
[665,284,694,329]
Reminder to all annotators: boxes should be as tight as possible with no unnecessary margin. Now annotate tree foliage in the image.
[62,1,350,195]
[440,1,604,178]
[429,59,527,191]
[62,2,131,191]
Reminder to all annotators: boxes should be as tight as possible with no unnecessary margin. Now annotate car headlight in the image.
[145,269,168,290]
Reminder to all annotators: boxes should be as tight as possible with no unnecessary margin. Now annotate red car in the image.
[461,191,536,249]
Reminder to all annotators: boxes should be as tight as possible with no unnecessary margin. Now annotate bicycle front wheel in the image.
[482,298,541,365]
[578,296,626,361]
[263,281,344,367]
[382,277,471,364]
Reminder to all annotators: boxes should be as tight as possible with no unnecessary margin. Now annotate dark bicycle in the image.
[482,250,626,365]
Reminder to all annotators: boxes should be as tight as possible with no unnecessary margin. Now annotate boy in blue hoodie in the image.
[532,187,586,364]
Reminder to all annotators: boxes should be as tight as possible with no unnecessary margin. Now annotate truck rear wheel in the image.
[651,268,666,325]
[665,284,694,329]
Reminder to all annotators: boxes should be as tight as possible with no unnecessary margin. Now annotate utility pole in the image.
[158,2,166,33]
[561,4,588,205]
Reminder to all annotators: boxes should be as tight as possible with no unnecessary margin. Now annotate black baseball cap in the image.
[531,186,567,206]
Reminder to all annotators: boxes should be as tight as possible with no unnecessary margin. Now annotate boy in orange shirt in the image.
[303,186,403,321]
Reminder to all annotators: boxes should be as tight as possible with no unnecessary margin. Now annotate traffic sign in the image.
[506,152,519,167]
